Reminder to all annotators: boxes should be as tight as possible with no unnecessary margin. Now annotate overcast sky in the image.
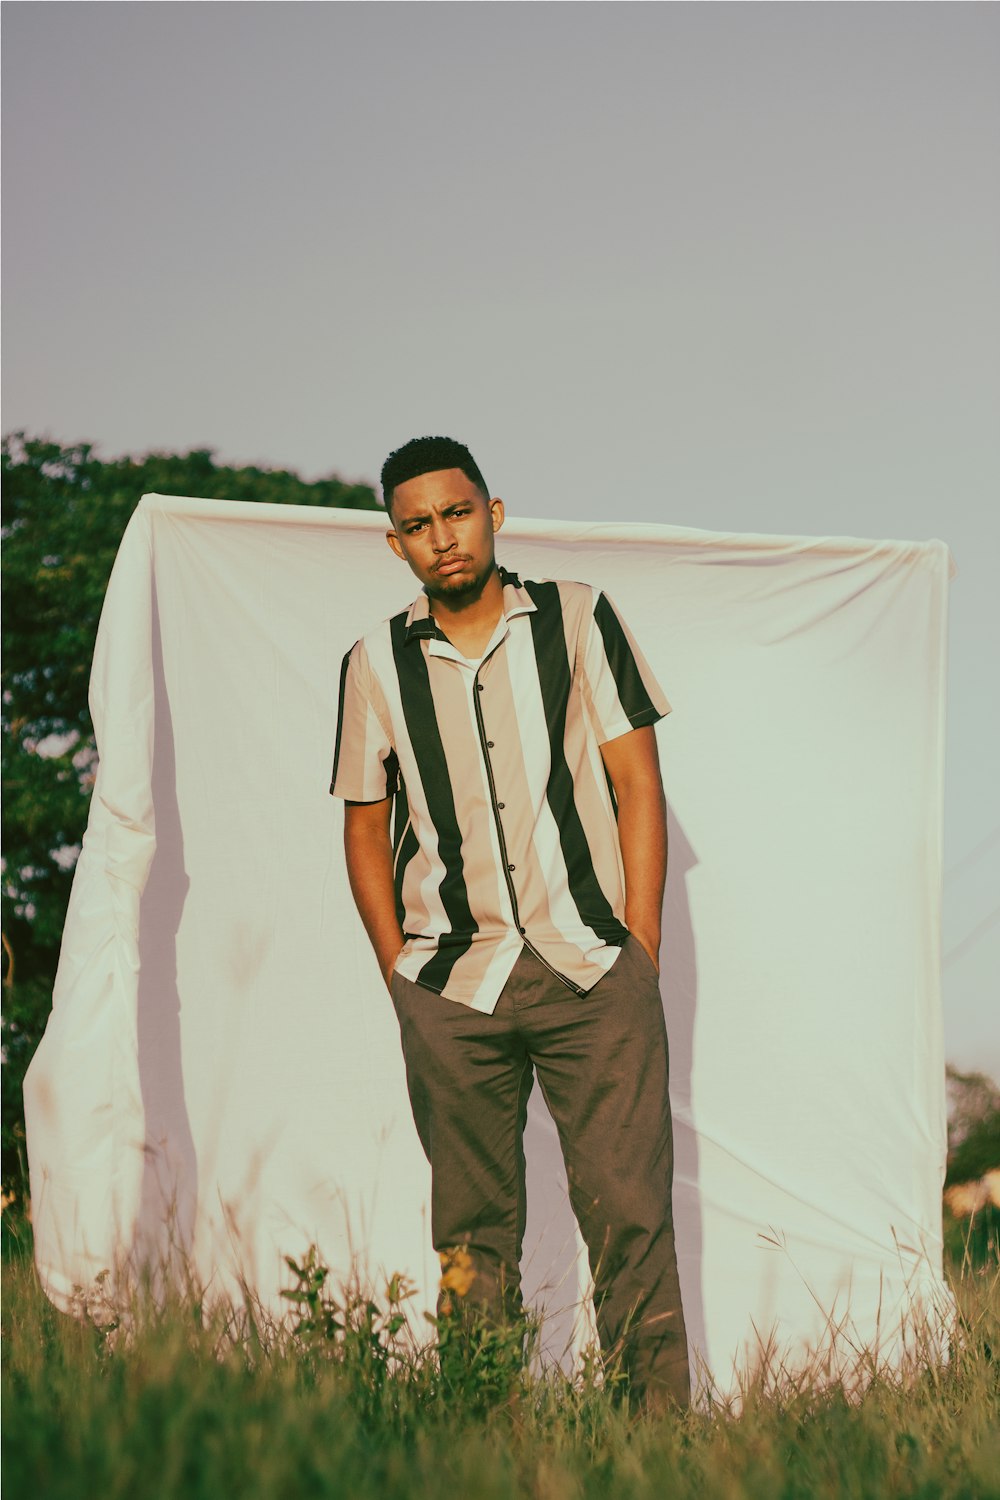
[3,2,998,1075]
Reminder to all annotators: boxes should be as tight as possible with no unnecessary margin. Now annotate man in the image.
[330,435,689,1410]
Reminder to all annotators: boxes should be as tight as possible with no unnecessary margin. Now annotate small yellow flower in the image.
[439,1246,476,1299]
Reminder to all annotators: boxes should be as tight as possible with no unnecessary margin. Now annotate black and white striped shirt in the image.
[331,568,670,1011]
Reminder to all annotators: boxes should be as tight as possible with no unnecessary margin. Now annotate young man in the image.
[330,435,689,1409]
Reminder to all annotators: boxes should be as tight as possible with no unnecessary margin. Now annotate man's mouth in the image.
[435,557,471,575]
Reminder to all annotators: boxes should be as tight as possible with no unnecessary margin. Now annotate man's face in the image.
[386,468,504,604]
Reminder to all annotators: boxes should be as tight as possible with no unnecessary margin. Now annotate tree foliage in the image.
[946,1065,1000,1186]
[1,432,379,1195]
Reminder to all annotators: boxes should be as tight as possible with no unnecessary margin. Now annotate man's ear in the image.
[490,498,505,534]
[386,528,405,562]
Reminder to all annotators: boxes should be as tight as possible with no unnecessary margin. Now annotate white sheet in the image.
[24,493,953,1395]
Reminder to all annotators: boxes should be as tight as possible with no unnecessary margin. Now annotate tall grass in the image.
[3,1209,998,1500]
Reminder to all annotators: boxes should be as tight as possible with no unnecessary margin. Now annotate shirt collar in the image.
[403,566,536,644]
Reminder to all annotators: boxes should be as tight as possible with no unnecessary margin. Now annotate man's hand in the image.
[599,726,667,974]
[343,799,406,991]
[633,932,661,975]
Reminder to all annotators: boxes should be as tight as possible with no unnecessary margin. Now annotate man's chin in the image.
[427,577,478,603]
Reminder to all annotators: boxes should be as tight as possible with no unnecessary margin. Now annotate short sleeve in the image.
[329,640,399,801]
[581,591,671,745]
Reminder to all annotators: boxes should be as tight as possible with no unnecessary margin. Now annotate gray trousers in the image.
[390,936,690,1407]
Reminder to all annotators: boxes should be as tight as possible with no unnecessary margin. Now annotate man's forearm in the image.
[344,806,405,989]
[616,778,667,969]
[600,727,668,969]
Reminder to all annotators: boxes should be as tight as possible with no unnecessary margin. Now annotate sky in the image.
[3,2,998,1076]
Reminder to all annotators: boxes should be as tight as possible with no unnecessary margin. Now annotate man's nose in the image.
[430,519,456,551]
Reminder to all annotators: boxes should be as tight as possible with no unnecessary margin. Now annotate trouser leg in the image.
[390,966,533,1324]
[524,938,690,1409]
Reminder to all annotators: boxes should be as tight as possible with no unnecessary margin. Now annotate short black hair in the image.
[381,436,489,515]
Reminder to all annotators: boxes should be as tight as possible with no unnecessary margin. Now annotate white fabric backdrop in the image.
[24,493,953,1396]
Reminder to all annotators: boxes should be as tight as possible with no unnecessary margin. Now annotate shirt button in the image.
[497,802,505,810]
[508,863,516,872]
[518,926,526,935]
[476,683,484,692]
[486,741,495,749]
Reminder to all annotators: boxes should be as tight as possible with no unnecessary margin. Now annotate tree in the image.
[1,433,380,1197]
[943,1064,999,1270]
[946,1064,1000,1186]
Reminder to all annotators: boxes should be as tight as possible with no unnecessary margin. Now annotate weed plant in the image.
[2,1209,998,1500]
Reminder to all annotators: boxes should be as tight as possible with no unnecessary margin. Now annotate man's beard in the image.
[425,560,498,607]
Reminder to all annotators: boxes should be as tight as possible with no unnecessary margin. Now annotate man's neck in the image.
[429,565,506,657]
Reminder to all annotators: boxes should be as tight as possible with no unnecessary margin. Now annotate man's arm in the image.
[343,799,405,991]
[600,725,667,972]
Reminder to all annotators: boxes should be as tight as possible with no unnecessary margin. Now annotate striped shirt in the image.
[330,568,670,1012]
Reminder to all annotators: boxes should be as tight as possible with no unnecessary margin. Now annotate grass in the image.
[2,1208,998,1500]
